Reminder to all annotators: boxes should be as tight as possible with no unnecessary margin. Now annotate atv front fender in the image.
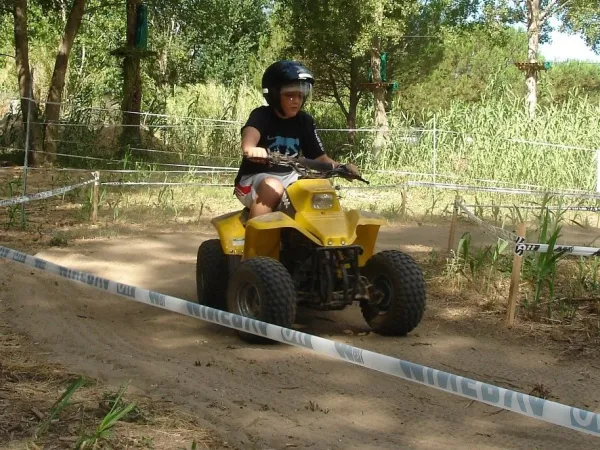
[211,210,246,255]
[243,211,322,260]
[345,210,386,266]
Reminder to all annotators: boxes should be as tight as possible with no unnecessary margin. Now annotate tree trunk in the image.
[44,0,86,163]
[371,36,389,156]
[121,0,142,149]
[13,0,41,166]
[526,0,541,119]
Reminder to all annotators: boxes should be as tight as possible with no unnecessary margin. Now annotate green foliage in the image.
[542,61,600,105]
[1,0,599,184]
[76,381,138,449]
[36,376,87,438]
[520,197,569,314]
[396,26,527,115]
[446,231,509,290]
[559,0,600,52]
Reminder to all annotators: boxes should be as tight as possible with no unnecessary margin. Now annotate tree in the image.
[471,0,599,118]
[12,0,42,165]
[395,26,527,116]
[558,0,600,52]
[144,0,270,87]
[8,0,90,164]
[278,0,473,152]
[279,0,413,149]
[43,0,86,162]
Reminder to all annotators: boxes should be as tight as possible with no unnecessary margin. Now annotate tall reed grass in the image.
[1,84,599,191]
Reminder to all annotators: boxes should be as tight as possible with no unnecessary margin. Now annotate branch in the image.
[541,0,571,23]
[84,1,122,15]
[328,68,349,120]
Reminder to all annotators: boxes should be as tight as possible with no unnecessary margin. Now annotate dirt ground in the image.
[2,217,600,449]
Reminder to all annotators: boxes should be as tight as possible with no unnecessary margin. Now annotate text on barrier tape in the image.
[0,178,95,208]
[0,245,598,438]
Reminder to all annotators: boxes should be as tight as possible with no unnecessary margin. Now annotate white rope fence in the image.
[3,96,599,152]
[101,181,232,187]
[463,204,600,212]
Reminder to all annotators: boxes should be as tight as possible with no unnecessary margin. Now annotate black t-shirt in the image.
[234,106,325,184]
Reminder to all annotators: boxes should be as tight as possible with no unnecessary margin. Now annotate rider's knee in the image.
[255,177,284,207]
[259,177,284,195]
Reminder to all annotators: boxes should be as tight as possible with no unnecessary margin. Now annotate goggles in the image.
[280,81,312,98]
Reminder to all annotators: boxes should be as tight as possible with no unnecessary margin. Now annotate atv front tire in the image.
[227,257,296,344]
[361,250,426,336]
[196,239,228,310]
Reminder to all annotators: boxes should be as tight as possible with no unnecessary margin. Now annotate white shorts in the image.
[234,171,299,208]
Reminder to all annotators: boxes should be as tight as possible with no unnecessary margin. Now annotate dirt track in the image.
[1,222,600,449]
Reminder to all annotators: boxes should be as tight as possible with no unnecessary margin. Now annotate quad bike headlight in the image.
[312,193,334,210]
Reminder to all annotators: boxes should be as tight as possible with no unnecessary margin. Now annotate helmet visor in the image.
[280,81,312,102]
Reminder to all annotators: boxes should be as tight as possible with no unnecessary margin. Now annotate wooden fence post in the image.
[447,194,460,253]
[400,184,407,219]
[506,222,527,327]
[91,171,100,223]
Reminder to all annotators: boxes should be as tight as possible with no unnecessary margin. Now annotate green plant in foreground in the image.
[521,201,569,316]
[76,382,137,449]
[36,376,86,438]
[577,256,600,294]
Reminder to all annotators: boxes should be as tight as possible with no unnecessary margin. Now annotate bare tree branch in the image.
[541,0,571,23]
[328,68,349,120]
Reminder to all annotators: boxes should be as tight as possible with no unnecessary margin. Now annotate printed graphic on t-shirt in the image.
[267,135,300,156]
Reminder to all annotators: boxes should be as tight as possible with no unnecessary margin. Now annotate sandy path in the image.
[1,222,600,449]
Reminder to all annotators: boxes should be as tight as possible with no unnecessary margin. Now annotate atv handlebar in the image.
[296,156,334,173]
[245,154,369,184]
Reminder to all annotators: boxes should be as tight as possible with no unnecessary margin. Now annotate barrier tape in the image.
[0,178,95,208]
[458,201,600,257]
[456,201,518,243]
[515,243,600,257]
[0,246,598,437]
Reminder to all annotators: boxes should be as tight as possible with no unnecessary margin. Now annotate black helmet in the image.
[262,60,314,114]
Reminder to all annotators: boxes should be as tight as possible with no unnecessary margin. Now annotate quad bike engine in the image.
[280,229,370,310]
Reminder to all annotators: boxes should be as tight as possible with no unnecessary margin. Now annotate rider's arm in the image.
[315,154,339,169]
[316,154,359,174]
[241,126,268,159]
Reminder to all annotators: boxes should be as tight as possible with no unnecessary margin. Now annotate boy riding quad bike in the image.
[196,153,426,343]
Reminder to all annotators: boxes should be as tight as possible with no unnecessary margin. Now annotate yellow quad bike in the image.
[196,154,426,342]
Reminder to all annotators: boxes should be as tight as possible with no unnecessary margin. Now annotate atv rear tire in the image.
[361,250,426,336]
[227,257,296,344]
[196,239,228,310]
